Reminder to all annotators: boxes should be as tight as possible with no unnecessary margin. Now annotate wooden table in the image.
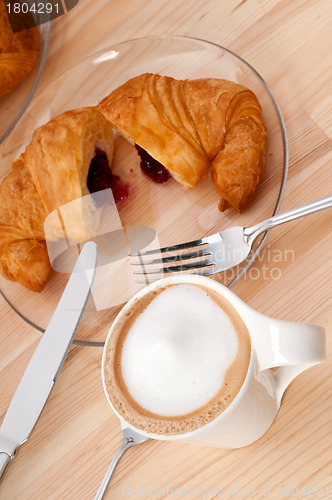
[1,1,331,498]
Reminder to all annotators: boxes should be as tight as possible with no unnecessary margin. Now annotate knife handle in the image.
[0,452,12,481]
[0,433,18,481]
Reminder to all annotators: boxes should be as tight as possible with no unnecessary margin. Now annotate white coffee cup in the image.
[101,275,325,448]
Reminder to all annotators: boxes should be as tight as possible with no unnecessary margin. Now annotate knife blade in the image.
[0,241,97,479]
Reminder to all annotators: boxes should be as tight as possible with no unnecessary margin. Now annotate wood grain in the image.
[0,0,331,498]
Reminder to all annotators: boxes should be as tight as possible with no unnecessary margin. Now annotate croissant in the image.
[0,107,114,291]
[98,73,267,212]
[0,2,39,97]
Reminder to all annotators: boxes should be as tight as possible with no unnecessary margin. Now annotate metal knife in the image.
[0,241,97,479]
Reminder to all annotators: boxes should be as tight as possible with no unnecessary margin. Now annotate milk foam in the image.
[120,284,239,416]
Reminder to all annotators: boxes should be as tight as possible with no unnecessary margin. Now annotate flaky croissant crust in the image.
[98,73,267,212]
[0,107,114,292]
[0,2,39,97]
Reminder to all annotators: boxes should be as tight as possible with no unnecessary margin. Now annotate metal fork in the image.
[131,195,332,277]
[94,421,149,499]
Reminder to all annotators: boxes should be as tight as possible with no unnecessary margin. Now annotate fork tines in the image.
[130,234,219,280]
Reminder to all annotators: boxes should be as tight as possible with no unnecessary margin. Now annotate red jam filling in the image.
[135,145,171,183]
[87,148,130,204]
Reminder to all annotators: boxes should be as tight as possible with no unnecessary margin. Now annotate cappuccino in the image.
[104,283,251,435]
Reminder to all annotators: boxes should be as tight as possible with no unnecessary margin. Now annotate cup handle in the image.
[242,308,326,405]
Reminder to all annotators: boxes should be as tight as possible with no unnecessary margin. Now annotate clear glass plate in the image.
[0,14,50,144]
[0,35,288,346]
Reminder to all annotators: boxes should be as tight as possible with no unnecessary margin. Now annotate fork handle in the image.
[245,194,332,245]
[94,438,135,500]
